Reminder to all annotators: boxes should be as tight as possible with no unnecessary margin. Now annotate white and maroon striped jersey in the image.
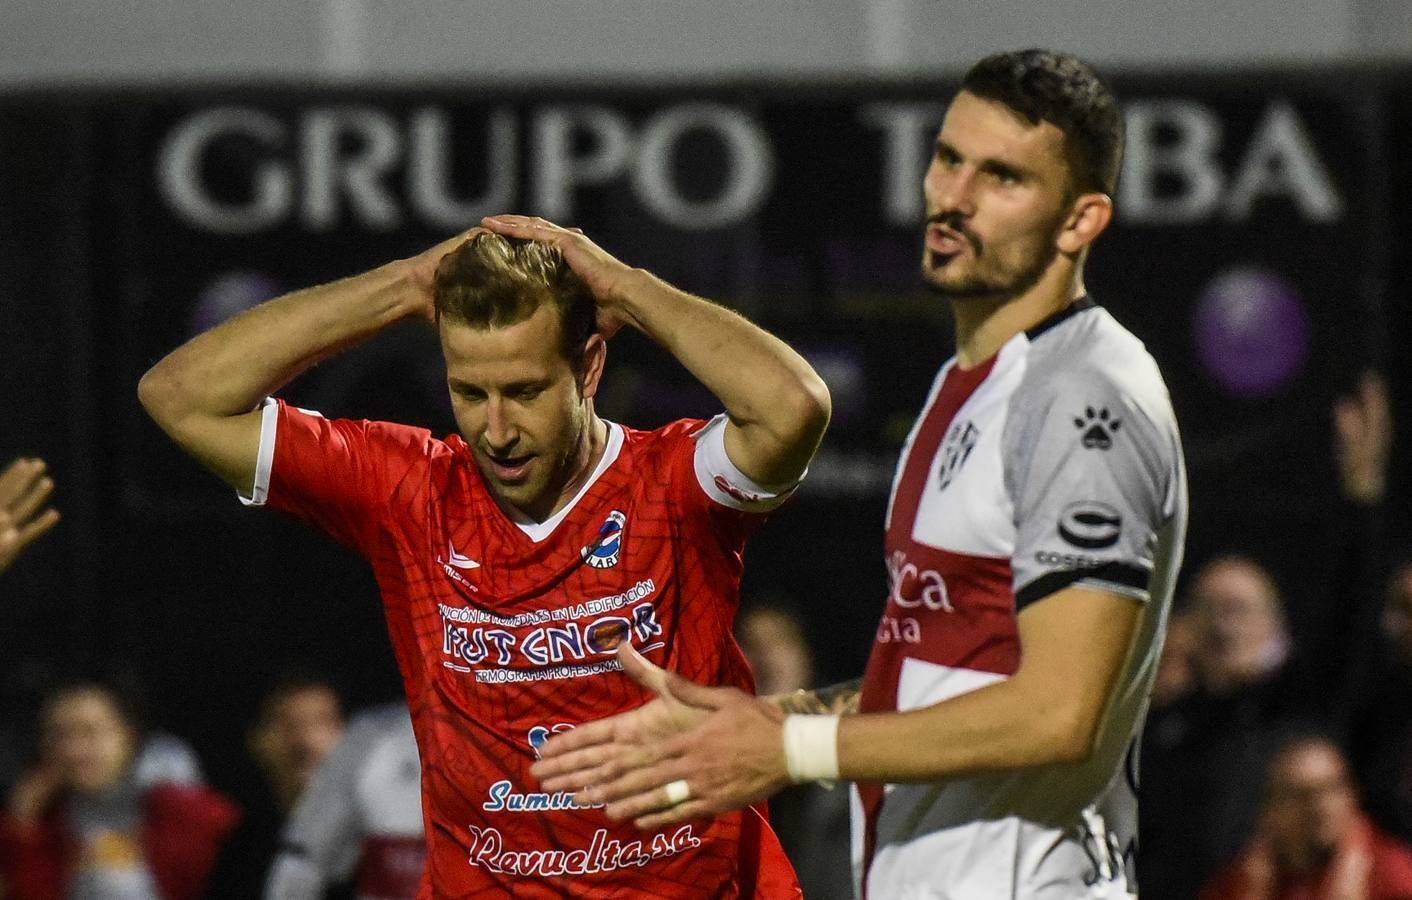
[855,298,1187,899]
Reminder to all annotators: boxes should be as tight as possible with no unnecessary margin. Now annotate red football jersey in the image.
[249,400,802,899]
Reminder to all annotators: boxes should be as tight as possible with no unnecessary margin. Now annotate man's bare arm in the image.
[138,233,467,493]
[773,679,862,716]
[480,216,830,488]
[835,586,1139,781]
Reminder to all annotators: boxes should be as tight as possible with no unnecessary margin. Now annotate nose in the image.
[484,397,519,452]
[924,159,976,219]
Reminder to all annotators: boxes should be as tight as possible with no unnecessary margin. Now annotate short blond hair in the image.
[433,231,596,373]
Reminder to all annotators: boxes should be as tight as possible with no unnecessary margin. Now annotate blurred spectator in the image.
[1188,557,1292,694]
[0,457,59,576]
[0,681,238,900]
[1142,556,1303,899]
[263,703,423,900]
[736,604,851,900]
[1201,735,1412,900]
[204,677,343,899]
[1383,563,1412,660]
[1151,609,1197,708]
[1143,374,1394,900]
[736,604,814,697]
[2,674,203,840]
[249,678,344,813]
[1346,559,1412,844]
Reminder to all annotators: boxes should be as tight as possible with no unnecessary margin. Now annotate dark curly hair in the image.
[960,49,1124,196]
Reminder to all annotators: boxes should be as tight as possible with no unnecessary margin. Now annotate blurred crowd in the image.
[2,372,1411,899]
[0,456,424,900]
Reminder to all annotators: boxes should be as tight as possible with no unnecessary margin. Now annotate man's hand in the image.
[532,644,791,830]
[1333,371,1393,505]
[530,645,709,788]
[479,215,639,337]
[401,227,489,321]
[0,457,59,575]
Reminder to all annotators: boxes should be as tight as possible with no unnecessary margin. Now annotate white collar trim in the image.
[514,421,623,543]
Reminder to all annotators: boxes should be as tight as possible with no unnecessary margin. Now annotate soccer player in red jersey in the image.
[139,217,828,897]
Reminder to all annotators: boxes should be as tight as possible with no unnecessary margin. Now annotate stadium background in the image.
[2,0,1411,810]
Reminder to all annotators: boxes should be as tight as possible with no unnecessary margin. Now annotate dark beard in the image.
[922,240,1058,302]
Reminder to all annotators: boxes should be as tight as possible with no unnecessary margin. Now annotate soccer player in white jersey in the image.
[530,48,1188,899]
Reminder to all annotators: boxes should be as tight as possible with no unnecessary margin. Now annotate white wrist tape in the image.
[782,714,840,783]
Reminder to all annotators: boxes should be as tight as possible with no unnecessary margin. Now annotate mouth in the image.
[925,223,974,258]
[486,453,535,483]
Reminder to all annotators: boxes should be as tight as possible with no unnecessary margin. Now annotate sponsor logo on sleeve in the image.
[1058,501,1123,549]
[1074,406,1121,450]
[713,474,769,504]
[1034,549,1105,570]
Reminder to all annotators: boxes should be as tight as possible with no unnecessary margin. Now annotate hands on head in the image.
[409,217,638,337]
[401,228,490,321]
[530,644,791,830]
[0,457,59,575]
[479,215,638,338]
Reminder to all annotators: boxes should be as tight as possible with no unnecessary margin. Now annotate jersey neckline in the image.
[1024,294,1096,342]
[510,420,624,544]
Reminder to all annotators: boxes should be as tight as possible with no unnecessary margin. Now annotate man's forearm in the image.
[614,270,829,484]
[139,257,431,492]
[140,261,420,423]
[834,676,1083,783]
[828,587,1138,783]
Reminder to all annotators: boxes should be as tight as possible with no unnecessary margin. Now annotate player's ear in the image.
[1057,191,1113,255]
[577,334,607,399]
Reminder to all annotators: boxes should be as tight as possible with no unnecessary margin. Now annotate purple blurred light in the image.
[1193,267,1308,397]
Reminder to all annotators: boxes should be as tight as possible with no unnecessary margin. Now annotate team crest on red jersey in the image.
[582,510,627,569]
[528,723,575,759]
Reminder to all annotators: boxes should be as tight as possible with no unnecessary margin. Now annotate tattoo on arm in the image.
[772,678,862,716]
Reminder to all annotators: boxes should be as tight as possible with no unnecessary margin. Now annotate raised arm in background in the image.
[1308,370,1393,721]
[0,457,59,575]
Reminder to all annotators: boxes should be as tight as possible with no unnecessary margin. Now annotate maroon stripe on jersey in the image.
[883,356,996,547]
[856,354,1003,895]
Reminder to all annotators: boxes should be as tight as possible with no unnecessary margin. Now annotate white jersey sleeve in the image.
[1003,363,1180,611]
[690,414,803,512]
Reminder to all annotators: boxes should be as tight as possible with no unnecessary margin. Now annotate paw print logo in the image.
[1074,406,1121,450]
